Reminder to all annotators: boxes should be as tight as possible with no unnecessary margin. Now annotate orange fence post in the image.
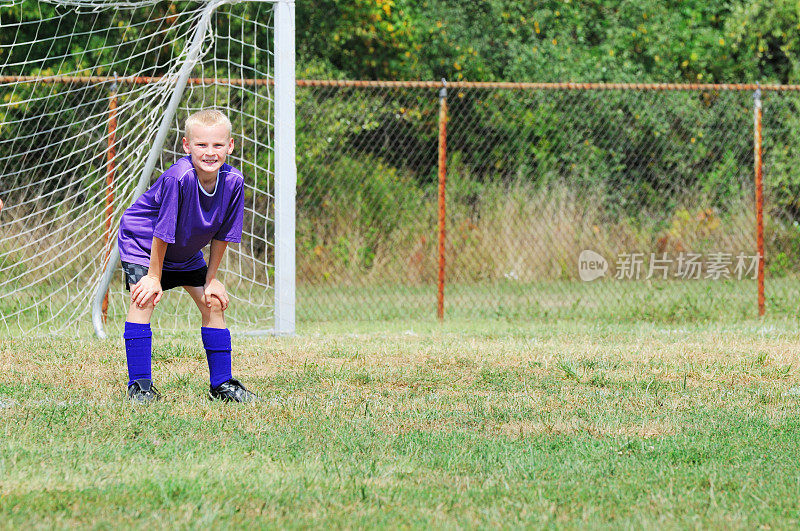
[437,79,448,321]
[102,76,118,324]
[754,88,765,317]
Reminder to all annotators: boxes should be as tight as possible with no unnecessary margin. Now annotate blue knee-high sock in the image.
[202,327,233,388]
[124,321,152,387]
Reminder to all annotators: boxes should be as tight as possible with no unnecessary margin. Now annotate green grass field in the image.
[3,316,800,527]
[5,276,800,337]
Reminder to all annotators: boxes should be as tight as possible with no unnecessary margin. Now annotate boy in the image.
[118,109,256,404]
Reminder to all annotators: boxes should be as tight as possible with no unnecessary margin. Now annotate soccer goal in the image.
[0,0,295,337]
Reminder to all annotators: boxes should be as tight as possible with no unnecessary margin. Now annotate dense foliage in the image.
[294,1,800,209]
[298,0,800,84]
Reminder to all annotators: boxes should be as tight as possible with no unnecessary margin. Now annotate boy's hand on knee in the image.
[132,275,163,308]
[204,278,229,311]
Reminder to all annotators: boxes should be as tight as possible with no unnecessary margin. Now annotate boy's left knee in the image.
[207,296,225,312]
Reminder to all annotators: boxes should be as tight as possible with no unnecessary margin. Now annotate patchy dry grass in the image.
[2,319,800,527]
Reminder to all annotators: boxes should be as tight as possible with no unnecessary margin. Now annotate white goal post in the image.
[271,0,296,336]
[0,0,296,337]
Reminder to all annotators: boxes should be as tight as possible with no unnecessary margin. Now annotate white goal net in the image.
[0,0,295,337]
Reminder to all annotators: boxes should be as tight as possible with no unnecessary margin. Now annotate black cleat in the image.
[127,378,162,404]
[208,378,258,403]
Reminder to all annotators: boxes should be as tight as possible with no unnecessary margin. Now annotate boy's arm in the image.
[204,239,229,310]
[131,236,167,308]
[148,236,168,280]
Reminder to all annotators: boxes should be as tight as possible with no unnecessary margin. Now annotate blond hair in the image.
[184,109,232,139]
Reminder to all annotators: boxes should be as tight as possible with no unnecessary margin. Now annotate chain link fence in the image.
[296,82,800,323]
[4,78,800,330]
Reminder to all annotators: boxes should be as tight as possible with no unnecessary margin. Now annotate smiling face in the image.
[182,123,234,181]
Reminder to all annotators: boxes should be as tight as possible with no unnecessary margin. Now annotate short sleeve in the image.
[215,178,244,243]
[153,175,179,244]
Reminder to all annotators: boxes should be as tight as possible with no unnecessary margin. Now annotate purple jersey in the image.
[118,156,245,271]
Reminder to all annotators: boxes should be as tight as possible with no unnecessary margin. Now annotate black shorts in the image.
[122,261,208,292]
